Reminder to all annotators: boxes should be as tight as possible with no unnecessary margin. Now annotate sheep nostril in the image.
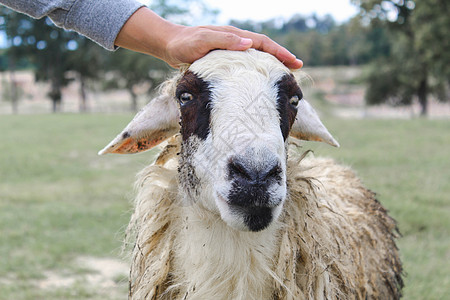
[228,159,254,181]
[262,164,282,181]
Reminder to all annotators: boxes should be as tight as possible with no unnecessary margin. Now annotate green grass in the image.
[0,114,155,299]
[0,115,449,299]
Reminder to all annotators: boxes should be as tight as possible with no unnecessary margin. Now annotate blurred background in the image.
[0,0,448,299]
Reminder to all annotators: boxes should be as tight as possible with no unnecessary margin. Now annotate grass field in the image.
[0,114,449,299]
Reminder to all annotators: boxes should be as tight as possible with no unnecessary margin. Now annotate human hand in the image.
[164,25,303,69]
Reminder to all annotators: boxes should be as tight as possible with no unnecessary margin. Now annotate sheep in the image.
[99,49,403,300]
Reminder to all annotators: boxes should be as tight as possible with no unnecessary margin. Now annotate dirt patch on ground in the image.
[36,256,128,299]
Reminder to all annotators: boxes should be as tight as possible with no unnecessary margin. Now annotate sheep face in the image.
[99,50,339,232]
[176,57,303,232]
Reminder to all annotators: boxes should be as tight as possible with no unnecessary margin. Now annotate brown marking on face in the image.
[276,74,302,140]
[176,71,212,141]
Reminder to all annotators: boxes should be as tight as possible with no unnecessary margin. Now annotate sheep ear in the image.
[98,95,180,155]
[289,99,340,147]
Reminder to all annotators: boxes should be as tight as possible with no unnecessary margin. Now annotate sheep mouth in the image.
[229,204,274,232]
[216,192,278,231]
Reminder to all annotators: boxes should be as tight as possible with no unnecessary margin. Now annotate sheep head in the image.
[99,50,338,232]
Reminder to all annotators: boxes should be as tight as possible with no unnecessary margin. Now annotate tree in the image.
[234,13,389,67]
[0,7,78,112]
[103,49,169,112]
[66,38,106,112]
[0,7,29,113]
[30,19,76,113]
[353,0,450,115]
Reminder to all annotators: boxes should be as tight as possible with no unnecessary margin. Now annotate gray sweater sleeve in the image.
[0,0,145,50]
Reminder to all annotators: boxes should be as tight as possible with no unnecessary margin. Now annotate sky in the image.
[202,0,359,24]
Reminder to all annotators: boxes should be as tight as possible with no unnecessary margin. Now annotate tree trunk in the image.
[130,89,138,112]
[418,77,428,116]
[79,76,88,113]
[52,99,59,113]
[49,79,62,113]
[8,71,19,114]
[7,59,19,114]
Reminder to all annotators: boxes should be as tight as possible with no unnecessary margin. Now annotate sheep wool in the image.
[126,137,403,300]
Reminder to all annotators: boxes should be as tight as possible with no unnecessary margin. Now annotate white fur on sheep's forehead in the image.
[188,49,290,81]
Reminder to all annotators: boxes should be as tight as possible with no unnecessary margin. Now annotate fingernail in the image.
[239,38,253,47]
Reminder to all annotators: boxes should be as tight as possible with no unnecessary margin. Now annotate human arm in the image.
[114,7,303,69]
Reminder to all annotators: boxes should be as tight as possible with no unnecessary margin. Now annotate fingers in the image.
[202,26,303,69]
[198,28,253,52]
[241,30,303,69]
[251,34,303,69]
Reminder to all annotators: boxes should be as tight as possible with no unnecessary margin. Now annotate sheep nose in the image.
[228,158,282,184]
[226,155,283,209]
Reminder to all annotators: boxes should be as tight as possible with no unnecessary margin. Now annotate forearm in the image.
[114,7,181,61]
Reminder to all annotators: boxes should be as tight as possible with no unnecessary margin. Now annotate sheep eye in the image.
[289,95,300,106]
[179,92,194,104]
